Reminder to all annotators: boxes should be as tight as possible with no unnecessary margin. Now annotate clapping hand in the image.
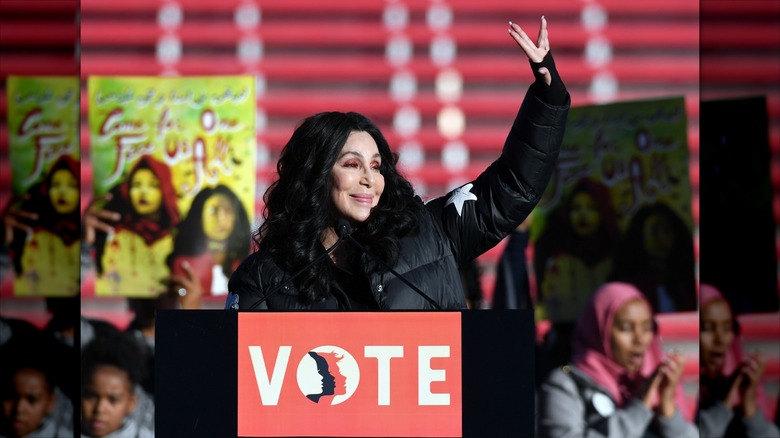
[638,350,685,418]
[725,352,766,417]
[657,351,685,417]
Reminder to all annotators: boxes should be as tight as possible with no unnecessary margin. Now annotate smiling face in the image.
[700,298,735,376]
[81,365,137,438]
[330,131,385,225]
[569,191,601,237]
[610,298,653,373]
[129,168,162,216]
[1,368,55,437]
[49,168,79,214]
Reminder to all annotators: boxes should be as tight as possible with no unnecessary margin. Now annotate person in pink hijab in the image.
[698,283,779,437]
[537,281,697,437]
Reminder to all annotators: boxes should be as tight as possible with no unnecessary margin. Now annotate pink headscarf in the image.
[699,283,773,420]
[700,284,744,377]
[571,282,684,409]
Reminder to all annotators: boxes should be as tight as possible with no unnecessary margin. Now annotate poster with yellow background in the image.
[6,76,81,297]
[87,76,256,297]
[532,96,696,327]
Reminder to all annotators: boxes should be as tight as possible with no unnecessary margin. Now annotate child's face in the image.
[81,365,137,438]
[129,168,163,216]
[49,169,79,214]
[202,193,236,241]
[1,367,55,437]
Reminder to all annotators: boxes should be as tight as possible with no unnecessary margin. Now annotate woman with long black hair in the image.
[227,17,570,311]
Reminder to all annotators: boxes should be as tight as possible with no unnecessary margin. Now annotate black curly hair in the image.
[256,111,424,303]
[166,184,251,278]
[609,201,697,311]
[81,330,145,393]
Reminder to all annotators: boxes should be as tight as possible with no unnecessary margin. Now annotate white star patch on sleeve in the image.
[445,183,478,216]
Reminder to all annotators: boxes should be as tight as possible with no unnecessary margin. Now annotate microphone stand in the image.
[341,233,441,310]
[243,219,441,310]
[244,230,346,310]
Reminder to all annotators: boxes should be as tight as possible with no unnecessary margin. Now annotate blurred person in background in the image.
[81,317,155,437]
[0,336,73,438]
[5,155,81,295]
[533,177,621,376]
[42,297,80,433]
[165,184,251,299]
[492,214,534,310]
[697,284,779,438]
[0,316,39,348]
[85,155,180,296]
[124,289,201,400]
[459,257,484,309]
[609,201,697,313]
[80,329,153,438]
[537,281,697,437]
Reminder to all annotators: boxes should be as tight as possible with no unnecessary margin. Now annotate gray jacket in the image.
[80,417,153,438]
[698,400,780,438]
[538,365,699,438]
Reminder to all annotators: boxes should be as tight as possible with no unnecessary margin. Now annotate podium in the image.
[156,310,535,437]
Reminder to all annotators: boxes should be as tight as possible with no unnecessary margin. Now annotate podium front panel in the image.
[156,310,534,437]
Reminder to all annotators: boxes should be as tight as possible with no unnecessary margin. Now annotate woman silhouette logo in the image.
[296,346,360,405]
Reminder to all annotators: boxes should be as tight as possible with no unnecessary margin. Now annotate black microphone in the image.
[339,221,441,310]
[335,218,350,240]
[244,222,347,310]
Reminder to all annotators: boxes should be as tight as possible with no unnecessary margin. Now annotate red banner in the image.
[237,312,463,437]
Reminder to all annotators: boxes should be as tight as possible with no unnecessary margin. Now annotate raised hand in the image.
[162,260,204,309]
[83,193,121,245]
[2,195,37,245]
[508,16,551,85]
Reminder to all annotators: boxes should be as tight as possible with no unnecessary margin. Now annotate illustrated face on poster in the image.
[87,76,256,297]
[202,193,237,241]
[129,168,163,216]
[642,212,675,260]
[49,168,79,215]
[533,96,697,319]
[5,76,81,297]
[569,191,601,237]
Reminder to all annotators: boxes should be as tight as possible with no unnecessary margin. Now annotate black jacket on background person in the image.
[227,55,570,311]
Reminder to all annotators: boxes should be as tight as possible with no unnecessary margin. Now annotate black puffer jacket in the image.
[227,84,569,311]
